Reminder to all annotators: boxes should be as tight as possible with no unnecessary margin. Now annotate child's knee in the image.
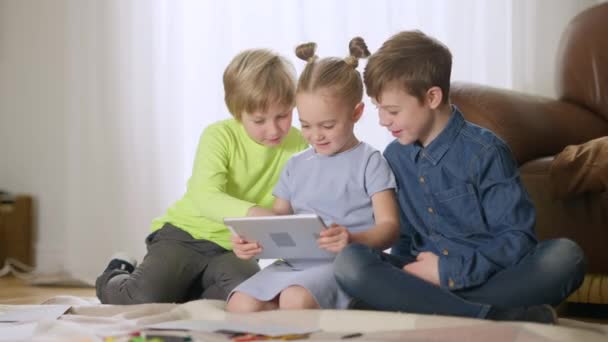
[554,238,586,281]
[533,238,586,292]
[542,238,586,272]
[559,238,585,266]
[279,286,319,310]
[226,292,264,313]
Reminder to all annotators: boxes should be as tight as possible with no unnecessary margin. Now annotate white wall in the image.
[0,0,70,272]
[510,0,600,97]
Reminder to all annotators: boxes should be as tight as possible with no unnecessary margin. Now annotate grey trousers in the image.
[95,223,260,304]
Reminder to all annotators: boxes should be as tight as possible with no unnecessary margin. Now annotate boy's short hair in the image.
[223,49,296,120]
[364,30,452,104]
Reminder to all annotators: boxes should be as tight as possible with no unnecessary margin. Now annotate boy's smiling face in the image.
[241,103,293,147]
[373,85,439,147]
[296,90,362,156]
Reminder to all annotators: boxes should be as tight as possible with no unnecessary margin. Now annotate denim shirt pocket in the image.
[433,183,486,237]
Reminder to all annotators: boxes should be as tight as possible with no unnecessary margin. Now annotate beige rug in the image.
[1,296,607,341]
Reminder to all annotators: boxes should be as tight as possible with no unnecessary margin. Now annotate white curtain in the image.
[0,0,598,284]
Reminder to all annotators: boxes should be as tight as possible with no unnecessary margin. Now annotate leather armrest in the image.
[451,82,608,165]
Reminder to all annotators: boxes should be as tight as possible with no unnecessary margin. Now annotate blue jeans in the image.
[333,239,585,318]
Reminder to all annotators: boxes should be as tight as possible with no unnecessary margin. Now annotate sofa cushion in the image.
[550,136,608,200]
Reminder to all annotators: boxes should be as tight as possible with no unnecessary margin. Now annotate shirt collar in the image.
[409,141,423,163]
[413,105,465,165]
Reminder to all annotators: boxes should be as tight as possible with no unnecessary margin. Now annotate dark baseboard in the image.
[560,302,608,320]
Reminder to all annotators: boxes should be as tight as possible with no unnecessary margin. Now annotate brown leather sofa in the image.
[451,3,608,304]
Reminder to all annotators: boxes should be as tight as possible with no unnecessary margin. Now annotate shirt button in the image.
[442,249,449,256]
[448,278,455,288]
[419,176,425,183]
[427,207,434,214]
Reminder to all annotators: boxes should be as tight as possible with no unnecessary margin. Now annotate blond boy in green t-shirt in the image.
[95,49,308,304]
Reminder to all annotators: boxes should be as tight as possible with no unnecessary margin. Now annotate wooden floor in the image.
[0,276,96,304]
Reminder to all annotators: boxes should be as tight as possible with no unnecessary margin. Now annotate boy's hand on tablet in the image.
[318,224,351,253]
[402,251,440,286]
[231,234,262,260]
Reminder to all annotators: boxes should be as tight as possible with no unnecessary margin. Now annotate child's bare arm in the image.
[247,197,293,216]
[271,197,294,215]
[318,189,399,253]
[350,189,399,250]
[246,206,275,217]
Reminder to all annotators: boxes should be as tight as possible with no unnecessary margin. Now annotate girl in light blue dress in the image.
[226,37,399,312]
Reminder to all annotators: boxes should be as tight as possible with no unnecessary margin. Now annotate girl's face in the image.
[240,102,293,147]
[296,90,363,156]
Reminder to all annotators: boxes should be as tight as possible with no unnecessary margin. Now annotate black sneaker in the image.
[104,252,137,273]
[487,304,557,324]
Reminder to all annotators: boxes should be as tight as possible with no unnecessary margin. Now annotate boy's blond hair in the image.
[223,49,296,120]
[364,30,452,105]
[295,37,370,108]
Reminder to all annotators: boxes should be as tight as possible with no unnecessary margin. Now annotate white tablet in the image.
[223,214,335,260]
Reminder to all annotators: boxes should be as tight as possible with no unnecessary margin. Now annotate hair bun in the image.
[295,42,318,63]
[345,37,370,68]
[349,37,371,59]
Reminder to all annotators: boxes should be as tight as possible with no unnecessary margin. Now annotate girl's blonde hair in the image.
[223,49,296,120]
[295,37,370,108]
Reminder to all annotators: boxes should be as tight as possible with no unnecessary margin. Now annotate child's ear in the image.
[353,102,365,122]
[426,86,443,109]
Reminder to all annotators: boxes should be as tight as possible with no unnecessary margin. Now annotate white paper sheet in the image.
[146,319,319,336]
[0,305,71,322]
[0,322,37,341]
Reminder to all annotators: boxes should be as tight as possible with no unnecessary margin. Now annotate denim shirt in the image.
[384,106,537,291]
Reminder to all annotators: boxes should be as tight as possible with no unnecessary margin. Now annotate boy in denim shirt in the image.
[334,31,586,323]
